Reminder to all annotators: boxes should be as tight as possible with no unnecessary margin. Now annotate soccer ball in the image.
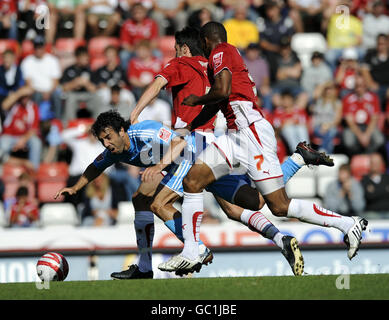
[36,252,69,281]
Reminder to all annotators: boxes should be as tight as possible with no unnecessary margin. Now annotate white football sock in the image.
[181,192,203,260]
[241,209,284,249]
[134,211,155,272]
[287,199,354,234]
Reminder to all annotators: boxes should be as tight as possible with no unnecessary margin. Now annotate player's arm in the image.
[54,163,103,199]
[130,76,168,124]
[182,69,231,106]
[141,136,187,182]
[185,103,220,132]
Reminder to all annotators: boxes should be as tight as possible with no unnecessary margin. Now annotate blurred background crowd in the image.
[1,0,389,229]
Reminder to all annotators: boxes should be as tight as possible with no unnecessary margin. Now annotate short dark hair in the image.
[75,45,88,57]
[91,111,130,137]
[16,186,29,198]
[175,27,204,57]
[200,21,227,43]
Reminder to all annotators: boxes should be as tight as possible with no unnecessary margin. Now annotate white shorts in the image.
[198,118,284,195]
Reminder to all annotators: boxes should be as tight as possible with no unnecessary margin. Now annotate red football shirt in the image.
[128,57,163,86]
[343,92,380,125]
[208,42,262,129]
[157,56,216,130]
[2,101,40,136]
[120,18,159,47]
[272,107,308,129]
[10,200,39,226]
[0,0,17,14]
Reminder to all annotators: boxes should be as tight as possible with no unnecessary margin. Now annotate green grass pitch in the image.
[1,274,389,300]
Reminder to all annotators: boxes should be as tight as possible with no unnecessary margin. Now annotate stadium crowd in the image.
[1,0,389,228]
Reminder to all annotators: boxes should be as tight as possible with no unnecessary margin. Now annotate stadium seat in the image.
[1,163,27,183]
[285,169,316,198]
[66,118,95,138]
[90,56,107,70]
[291,33,327,68]
[117,201,135,225]
[55,38,86,54]
[317,176,338,198]
[0,202,6,227]
[20,40,34,60]
[88,37,120,59]
[40,203,79,227]
[37,162,69,203]
[158,36,176,61]
[350,154,371,181]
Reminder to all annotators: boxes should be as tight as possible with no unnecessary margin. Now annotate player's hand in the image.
[182,94,200,106]
[141,165,163,183]
[175,127,191,137]
[54,187,77,200]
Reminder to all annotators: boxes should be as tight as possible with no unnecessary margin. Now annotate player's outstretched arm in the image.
[130,76,168,124]
[54,163,103,199]
[182,69,231,106]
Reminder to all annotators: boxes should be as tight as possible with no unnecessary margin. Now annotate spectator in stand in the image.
[325,0,364,71]
[92,45,130,110]
[361,152,389,218]
[0,86,42,170]
[288,0,326,33]
[342,75,385,155]
[17,0,47,41]
[77,0,121,39]
[272,37,308,110]
[301,51,333,102]
[243,43,272,111]
[61,112,105,216]
[185,0,224,22]
[83,173,121,226]
[9,186,39,228]
[311,81,343,153]
[361,34,389,111]
[61,46,101,122]
[222,0,260,23]
[258,0,295,81]
[20,35,62,120]
[46,0,85,45]
[0,0,18,40]
[128,40,163,101]
[187,7,213,30]
[119,3,159,73]
[102,84,136,119]
[223,2,260,52]
[335,47,360,98]
[362,1,389,50]
[272,90,310,153]
[0,50,25,107]
[151,0,188,36]
[324,163,365,216]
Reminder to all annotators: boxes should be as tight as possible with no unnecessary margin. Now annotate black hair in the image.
[75,45,88,57]
[200,21,227,43]
[91,111,130,137]
[175,26,204,57]
[16,186,29,198]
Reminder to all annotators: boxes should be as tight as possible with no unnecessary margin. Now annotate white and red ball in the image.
[36,252,69,281]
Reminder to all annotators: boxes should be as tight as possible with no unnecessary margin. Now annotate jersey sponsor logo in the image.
[213,52,223,70]
[158,127,172,142]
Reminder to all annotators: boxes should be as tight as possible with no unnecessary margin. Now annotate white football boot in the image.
[343,216,368,260]
[158,254,202,275]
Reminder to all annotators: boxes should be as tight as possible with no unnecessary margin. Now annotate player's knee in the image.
[132,192,153,211]
[267,202,289,217]
[150,199,162,215]
[183,175,202,193]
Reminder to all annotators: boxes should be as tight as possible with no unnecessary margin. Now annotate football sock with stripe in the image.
[134,211,155,273]
[287,199,354,234]
[181,192,203,260]
[164,217,206,247]
[240,209,284,249]
[281,155,303,184]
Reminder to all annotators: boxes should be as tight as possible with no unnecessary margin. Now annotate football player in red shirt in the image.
[160,22,368,273]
